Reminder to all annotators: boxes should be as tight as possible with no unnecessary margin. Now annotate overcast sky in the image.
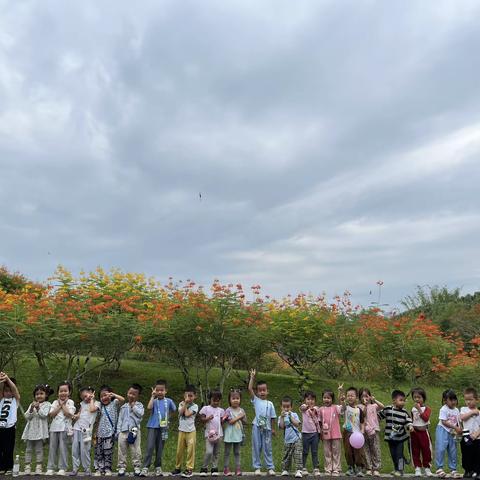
[1,0,479,309]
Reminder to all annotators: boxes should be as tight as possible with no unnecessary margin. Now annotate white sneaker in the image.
[415,468,422,477]
[134,467,142,476]
[295,471,303,478]
[268,470,276,476]
[24,465,32,476]
[94,471,102,477]
[313,469,321,477]
[105,471,113,477]
[155,467,163,476]
[425,469,434,477]
[45,471,54,476]
[281,471,289,477]
[57,470,66,476]
[140,468,149,477]
[118,468,126,476]
[35,465,43,476]
[255,470,262,475]
[302,470,308,476]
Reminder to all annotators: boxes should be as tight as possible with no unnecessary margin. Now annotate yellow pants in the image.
[175,431,196,470]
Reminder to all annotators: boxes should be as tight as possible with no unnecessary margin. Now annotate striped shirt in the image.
[378,405,412,442]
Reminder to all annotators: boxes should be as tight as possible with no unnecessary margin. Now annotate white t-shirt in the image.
[178,403,198,433]
[50,399,76,432]
[412,406,430,427]
[460,406,480,434]
[438,405,460,432]
[74,400,101,431]
[0,397,17,428]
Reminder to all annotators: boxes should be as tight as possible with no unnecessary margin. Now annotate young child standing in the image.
[0,372,20,475]
[46,382,76,476]
[141,379,176,477]
[341,386,366,476]
[22,384,53,475]
[359,388,384,476]
[300,391,321,475]
[172,385,198,478]
[199,390,225,476]
[378,390,413,477]
[410,387,433,477]
[94,385,124,476]
[435,389,462,478]
[222,389,247,476]
[117,383,144,477]
[72,386,101,475]
[248,369,277,476]
[459,388,480,479]
[278,396,303,478]
[319,389,343,477]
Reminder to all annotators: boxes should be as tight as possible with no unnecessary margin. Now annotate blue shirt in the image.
[146,397,176,429]
[278,412,301,444]
[251,396,276,430]
[117,402,144,433]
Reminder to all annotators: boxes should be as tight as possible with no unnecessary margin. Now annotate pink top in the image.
[364,403,380,436]
[300,405,321,433]
[319,405,342,440]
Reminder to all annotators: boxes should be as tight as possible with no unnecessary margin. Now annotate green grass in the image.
[9,357,461,473]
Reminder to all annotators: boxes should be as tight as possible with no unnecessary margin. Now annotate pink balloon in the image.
[349,431,365,449]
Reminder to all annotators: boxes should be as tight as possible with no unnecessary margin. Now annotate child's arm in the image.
[278,412,286,430]
[24,403,35,420]
[248,369,256,399]
[271,416,276,435]
[38,402,51,418]
[405,412,414,432]
[178,401,186,416]
[359,406,365,434]
[2,373,20,401]
[200,408,214,423]
[147,388,157,410]
[290,412,301,428]
[111,392,125,405]
[63,400,75,418]
[372,396,385,410]
[89,392,99,413]
[460,408,479,421]
[300,403,308,412]
[131,402,144,420]
[419,405,432,422]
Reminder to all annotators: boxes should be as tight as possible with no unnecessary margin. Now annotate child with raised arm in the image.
[94,385,125,476]
[278,396,303,478]
[378,390,414,477]
[300,390,321,475]
[46,381,76,476]
[359,388,384,476]
[199,390,225,476]
[410,387,433,477]
[341,386,366,476]
[319,388,343,477]
[435,389,462,478]
[223,389,247,476]
[72,386,101,475]
[0,372,20,475]
[141,379,176,477]
[248,369,277,476]
[172,385,198,478]
[117,383,145,477]
[459,387,480,479]
[22,384,53,475]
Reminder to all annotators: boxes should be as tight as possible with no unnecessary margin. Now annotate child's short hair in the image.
[184,384,196,394]
[443,389,457,402]
[79,385,94,395]
[155,379,167,388]
[391,390,406,400]
[99,385,112,394]
[464,387,478,398]
[57,381,72,394]
[322,389,335,402]
[129,383,143,395]
[33,384,54,399]
[228,389,242,405]
[346,386,358,396]
[256,380,267,389]
[411,387,427,401]
[209,390,222,402]
[282,396,293,406]
[303,390,316,400]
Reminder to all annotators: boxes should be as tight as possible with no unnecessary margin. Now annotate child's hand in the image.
[371,395,376,402]
[250,369,256,378]
[337,383,344,391]
[414,403,422,412]
[281,410,287,417]
[151,388,157,398]
[207,415,214,421]
[271,428,276,436]
[455,426,463,435]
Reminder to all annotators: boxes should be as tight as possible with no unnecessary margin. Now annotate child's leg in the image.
[343,431,354,467]
[81,438,92,472]
[34,439,44,465]
[155,429,165,468]
[25,440,34,465]
[143,428,156,469]
[420,430,432,469]
[117,432,129,469]
[302,433,311,469]
[211,442,220,470]
[294,438,303,472]
[262,429,274,470]
[252,426,262,469]
[364,435,373,470]
[473,440,480,475]
[446,434,457,471]
[224,442,232,470]
[94,436,103,472]
[311,433,319,469]
[353,446,366,469]
[104,436,114,472]
[281,443,293,472]
[410,430,421,468]
[72,430,82,472]
[435,426,449,469]
[47,433,59,470]
[185,431,196,471]
[1,426,15,471]
[233,443,241,469]
[58,432,69,471]
[131,433,142,469]
[175,432,186,470]
[371,434,382,471]
[323,439,333,473]
[332,439,342,473]
[202,441,214,469]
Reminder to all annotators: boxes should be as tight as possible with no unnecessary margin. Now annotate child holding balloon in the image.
[319,389,343,476]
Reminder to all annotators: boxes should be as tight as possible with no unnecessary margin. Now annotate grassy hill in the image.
[9,356,460,473]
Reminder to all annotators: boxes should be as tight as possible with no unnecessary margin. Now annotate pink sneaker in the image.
[236,468,242,476]
[224,469,231,476]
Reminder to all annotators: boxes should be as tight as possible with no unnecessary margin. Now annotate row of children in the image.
[1,369,479,478]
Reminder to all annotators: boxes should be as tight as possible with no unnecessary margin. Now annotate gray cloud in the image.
[1,0,480,309]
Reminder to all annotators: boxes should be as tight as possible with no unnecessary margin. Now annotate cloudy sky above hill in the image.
[1,0,479,308]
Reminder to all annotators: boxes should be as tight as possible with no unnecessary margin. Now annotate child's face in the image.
[323,394,333,406]
[100,390,112,405]
[127,388,139,403]
[446,397,458,409]
[210,396,221,408]
[393,396,406,408]
[80,389,93,402]
[412,393,424,405]
[184,391,196,403]
[464,394,477,409]
[154,384,167,399]
[58,385,70,401]
[346,390,357,406]
[361,392,371,405]
[2,386,13,399]
[305,395,316,407]
[282,401,292,413]
[229,393,241,408]
[35,390,46,403]
[256,383,268,400]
